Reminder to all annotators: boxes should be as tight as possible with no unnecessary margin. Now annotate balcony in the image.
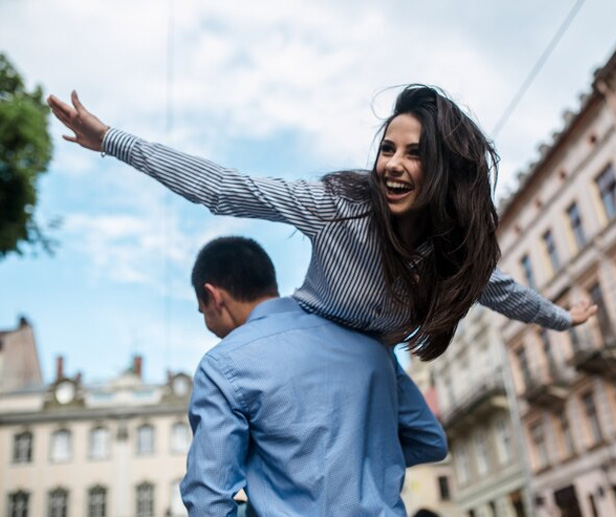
[440,374,507,435]
[521,361,567,409]
[567,331,616,378]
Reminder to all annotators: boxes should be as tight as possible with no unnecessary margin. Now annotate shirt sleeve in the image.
[103,128,338,238]
[394,357,448,467]
[180,354,248,517]
[478,268,572,330]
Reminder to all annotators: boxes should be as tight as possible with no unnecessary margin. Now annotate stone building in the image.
[497,48,616,516]
[1,347,192,517]
[402,357,463,517]
[431,305,529,517]
[0,317,43,393]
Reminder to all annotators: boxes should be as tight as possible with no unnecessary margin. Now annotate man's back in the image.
[182,298,446,516]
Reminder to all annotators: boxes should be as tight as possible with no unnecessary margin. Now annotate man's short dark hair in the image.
[191,236,279,303]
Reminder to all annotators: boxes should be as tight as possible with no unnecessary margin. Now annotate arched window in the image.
[88,486,106,517]
[170,422,190,454]
[48,488,69,517]
[12,431,33,463]
[50,429,72,463]
[136,424,154,455]
[89,427,110,460]
[8,491,29,517]
[136,482,155,517]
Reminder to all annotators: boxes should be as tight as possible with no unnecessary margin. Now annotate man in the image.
[181,236,447,516]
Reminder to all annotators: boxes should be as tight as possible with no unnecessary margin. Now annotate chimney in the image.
[133,356,143,379]
[56,356,64,381]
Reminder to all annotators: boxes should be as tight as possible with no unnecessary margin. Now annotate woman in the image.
[47,85,596,359]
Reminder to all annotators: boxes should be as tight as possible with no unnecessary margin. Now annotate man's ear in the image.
[203,283,224,309]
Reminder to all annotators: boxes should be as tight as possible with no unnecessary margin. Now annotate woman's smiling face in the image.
[375,114,424,220]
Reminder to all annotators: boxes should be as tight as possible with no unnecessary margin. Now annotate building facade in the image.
[431,305,530,517]
[0,317,42,393]
[498,49,616,516]
[402,357,463,517]
[1,352,192,517]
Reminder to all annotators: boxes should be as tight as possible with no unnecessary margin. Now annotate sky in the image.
[1,0,615,385]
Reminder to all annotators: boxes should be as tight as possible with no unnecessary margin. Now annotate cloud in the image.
[63,208,250,292]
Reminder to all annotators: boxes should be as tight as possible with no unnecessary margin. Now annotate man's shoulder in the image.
[205,297,381,364]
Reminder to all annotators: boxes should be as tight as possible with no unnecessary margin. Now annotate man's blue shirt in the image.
[181,298,447,516]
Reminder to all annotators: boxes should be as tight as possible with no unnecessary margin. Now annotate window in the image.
[8,491,29,517]
[13,431,33,463]
[50,430,72,463]
[581,391,603,444]
[520,254,537,290]
[540,330,557,376]
[48,488,68,517]
[170,422,190,454]
[558,410,575,457]
[495,417,512,464]
[455,444,471,484]
[88,486,106,517]
[589,282,615,344]
[567,202,586,249]
[516,347,531,389]
[542,230,560,272]
[596,164,616,220]
[531,422,549,469]
[136,424,154,455]
[474,433,489,475]
[437,476,451,501]
[89,427,110,460]
[136,483,154,517]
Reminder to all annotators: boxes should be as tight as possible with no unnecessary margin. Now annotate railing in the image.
[440,373,506,429]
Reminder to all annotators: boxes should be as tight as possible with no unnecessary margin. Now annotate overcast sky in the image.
[1,0,615,384]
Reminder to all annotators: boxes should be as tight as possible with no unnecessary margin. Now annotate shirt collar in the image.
[246,297,302,323]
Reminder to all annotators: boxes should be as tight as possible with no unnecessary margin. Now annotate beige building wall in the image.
[0,317,42,393]
[1,357,191,517]
[498,48,616,517]
[402,358,463,516]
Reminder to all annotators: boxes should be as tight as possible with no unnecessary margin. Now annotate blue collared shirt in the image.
[181,298,447,516]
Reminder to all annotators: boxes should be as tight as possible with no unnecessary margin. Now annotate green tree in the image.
[0,53,55,258]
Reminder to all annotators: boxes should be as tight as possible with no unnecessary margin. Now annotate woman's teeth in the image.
[385,179,413,194]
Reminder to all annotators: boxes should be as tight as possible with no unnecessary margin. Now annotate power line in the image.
[163,0,175,372]
[490,0,586,139]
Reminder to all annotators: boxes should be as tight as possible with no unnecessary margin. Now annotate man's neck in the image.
[228,295,279,329]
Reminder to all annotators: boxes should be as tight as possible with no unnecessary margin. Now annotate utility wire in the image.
[163,0,175,372]
[490,0,586,138]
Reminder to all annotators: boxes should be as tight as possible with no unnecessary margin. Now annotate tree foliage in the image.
[0,53,54,258]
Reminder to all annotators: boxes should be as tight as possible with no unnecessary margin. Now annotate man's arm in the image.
[479,268,597,329]
[181,354,249,517]
[395,357,448,468]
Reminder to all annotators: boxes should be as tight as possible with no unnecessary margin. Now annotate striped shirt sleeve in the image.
[479,268,572,330]
[102,128,338,237]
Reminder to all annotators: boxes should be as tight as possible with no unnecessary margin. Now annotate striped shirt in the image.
[104,128,572,337]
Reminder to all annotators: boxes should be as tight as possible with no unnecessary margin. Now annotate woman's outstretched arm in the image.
[47,92,341,237]
[479,268,597,329]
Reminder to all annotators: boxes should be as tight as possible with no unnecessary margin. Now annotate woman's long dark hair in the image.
[325,85,501,360]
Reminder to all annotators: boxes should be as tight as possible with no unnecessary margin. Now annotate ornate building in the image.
[430,305,529,517]
[402,357,463,517]
[497,48,616,516]
[0,330,192,517]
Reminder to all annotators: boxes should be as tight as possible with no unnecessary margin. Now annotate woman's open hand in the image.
[47,91,109,152]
